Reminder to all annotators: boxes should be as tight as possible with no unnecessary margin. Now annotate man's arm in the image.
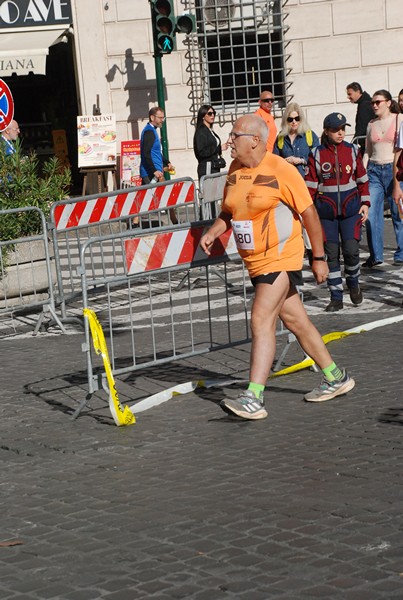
[300,204,328,284]
[200,212,232,255]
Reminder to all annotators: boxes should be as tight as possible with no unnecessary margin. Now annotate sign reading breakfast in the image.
[77,114,117,168]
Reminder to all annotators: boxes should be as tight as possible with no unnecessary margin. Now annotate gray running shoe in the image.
[220,390,268,420]
[304,369,355,402]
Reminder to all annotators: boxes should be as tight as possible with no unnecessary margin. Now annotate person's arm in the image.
[300,204,328,284]
[304,152,319,199]
[392,121,403,205]
[392,148,403,205]
[353,146,370,222]
[200,211,232,255]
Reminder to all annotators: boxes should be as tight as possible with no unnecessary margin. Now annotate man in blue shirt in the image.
[140,107,174,184]
[1,120,20,156]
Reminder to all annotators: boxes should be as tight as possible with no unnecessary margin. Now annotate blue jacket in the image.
[273,131,319,177]
[1,135,16,157]
[140,122,163,179]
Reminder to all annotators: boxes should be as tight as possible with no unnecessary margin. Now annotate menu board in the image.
[121,140,142,186]
[77,114,117,168]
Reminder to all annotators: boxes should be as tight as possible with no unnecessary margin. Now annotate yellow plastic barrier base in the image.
[84,309,136,427]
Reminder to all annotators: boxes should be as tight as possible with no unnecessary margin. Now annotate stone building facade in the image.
[71,0,403,181]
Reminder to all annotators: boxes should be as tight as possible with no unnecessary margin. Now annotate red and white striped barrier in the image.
[52,179,196,231]
[124,225,237,274]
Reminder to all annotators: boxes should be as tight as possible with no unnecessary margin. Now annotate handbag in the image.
[211,156,226,170]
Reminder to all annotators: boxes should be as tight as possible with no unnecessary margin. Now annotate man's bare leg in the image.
[249,272,291,384]
[279,288,333,369]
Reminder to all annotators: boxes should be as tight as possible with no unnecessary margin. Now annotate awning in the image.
[0,26,69,76]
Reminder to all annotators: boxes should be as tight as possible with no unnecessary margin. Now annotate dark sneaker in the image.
[325,299,343,312]
[304,369,355,402]
[220,390,268,420]
[362,258,382,268]
[349,286,363,305]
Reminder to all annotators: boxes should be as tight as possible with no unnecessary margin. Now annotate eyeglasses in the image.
[229,132,258,141]
[287,116,300,123]
[371,100,386,106]
[261,98,274,103]
[206,111,216,116]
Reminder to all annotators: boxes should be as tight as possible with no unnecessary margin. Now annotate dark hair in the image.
[196,104,215,129]
[149,106,164,119]
[372,89,400,114]
[399,89,403,97]
[347,82,363,93]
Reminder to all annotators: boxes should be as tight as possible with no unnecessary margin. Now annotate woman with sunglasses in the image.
[273,102,319,177]
[193,104,228,182]
[363,89,403,268]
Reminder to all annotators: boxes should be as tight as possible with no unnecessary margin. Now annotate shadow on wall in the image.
[106,48,167,139]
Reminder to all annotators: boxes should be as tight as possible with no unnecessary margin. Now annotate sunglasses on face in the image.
[261,98,274,103]
[206,111,216,116]
[287,116,300,123]
[371,99,386,106]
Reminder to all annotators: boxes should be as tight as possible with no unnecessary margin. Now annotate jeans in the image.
[366,161,403,262]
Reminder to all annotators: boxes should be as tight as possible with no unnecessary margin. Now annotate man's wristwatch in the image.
[312,254,328,262]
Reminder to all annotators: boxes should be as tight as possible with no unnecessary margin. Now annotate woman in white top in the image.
[363,89,403,268]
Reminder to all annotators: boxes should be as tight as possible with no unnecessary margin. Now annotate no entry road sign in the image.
[0,79,14,132]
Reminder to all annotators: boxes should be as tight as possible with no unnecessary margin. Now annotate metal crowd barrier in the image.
[199,171,228,219]
[0,206,65,335]
[48,178,199,318]
[73,221,300,418]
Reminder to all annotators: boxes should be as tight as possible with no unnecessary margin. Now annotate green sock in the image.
[322,362,343,382]
[247,382,265,399]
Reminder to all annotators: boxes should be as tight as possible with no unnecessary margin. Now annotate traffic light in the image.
[176,13,196,36]
[151,1,196,55]
[151,0,176,55]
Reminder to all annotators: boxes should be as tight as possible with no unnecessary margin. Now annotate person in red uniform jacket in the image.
[305,113,370,312]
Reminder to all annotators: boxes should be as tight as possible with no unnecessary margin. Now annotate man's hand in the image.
[154,170,163,179]
[200,233,215,256]
[311,260,329,284]
[359,204,369,223]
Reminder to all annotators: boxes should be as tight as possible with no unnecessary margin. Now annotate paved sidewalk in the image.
[1,220,403,599]
[1,306,403,599]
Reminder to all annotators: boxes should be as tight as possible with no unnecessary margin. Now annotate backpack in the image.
[277,129,313,150]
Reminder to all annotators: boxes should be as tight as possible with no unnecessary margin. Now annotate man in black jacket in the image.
[346,82,374,154]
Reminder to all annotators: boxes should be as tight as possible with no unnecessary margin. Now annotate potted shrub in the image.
[0,140,71,300]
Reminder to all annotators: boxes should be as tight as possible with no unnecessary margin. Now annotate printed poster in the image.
[77,114,117,168]
[121,140,142,186]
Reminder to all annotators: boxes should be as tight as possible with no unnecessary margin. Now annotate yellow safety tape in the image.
[83,309,136,427]
[270,330,355,377]
[83,313,403,419]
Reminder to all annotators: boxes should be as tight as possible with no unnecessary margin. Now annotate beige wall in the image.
[71,0,403,182]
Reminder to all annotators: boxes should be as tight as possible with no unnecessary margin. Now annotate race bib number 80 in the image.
[232,220,254,250]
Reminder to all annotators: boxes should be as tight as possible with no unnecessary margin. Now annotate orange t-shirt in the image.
[221,152,313,277]
[254,107,277,152]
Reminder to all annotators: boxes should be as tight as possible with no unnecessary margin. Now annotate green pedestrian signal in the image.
[160,34,173,53]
